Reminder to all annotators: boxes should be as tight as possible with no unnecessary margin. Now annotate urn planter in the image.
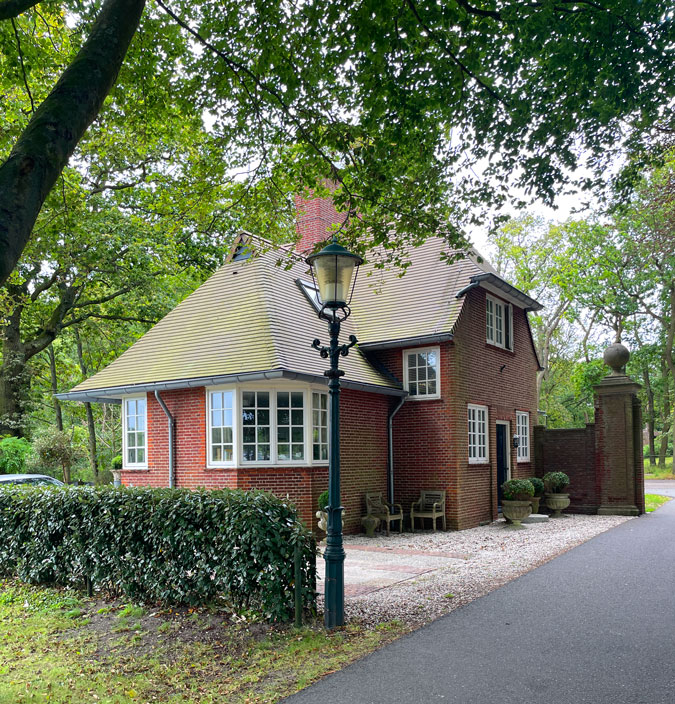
[544,492,570,517]
[316,510,344,533]
[530,495,541,514]
[501,499,532,528]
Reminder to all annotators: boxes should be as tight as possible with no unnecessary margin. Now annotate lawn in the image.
[644,456,674,479]
[645,494,672,513]
[0,581,407,704]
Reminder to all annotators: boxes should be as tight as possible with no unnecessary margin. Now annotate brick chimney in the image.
[294,189,347,254]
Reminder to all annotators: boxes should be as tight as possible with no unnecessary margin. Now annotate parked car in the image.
[0,474,64,487]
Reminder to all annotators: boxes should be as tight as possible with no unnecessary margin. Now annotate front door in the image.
[496,422,510,506]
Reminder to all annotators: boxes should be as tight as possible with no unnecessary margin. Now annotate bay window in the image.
[207,386,329,467]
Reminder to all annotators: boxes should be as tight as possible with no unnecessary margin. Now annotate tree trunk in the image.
[74,328,98,480]
[641,366,656,466]
[658,359,671,468]
[0,310,29,437]
[47,345,64,432]
[0,0,147,286]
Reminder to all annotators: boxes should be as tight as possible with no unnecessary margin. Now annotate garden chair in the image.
[410,490,446,532]
[365,492,404,536]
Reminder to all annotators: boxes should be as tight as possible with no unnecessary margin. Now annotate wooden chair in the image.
[365,492,404,536]
[410,490,446,532]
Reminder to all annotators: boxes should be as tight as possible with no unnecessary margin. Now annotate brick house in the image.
[58,198,543,531]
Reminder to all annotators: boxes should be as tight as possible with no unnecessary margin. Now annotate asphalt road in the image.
[285,502,675,704]
[645,479,675,498]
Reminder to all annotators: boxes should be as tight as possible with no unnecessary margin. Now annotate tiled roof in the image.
[66,250,397,397]
[351,238,497,345]
[63,236,533,400]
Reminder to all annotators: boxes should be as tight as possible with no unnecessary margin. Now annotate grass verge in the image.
[644,456,674,479]
[0,581,408,704]
[645,494,672,513]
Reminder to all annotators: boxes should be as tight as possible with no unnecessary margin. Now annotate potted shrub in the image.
[543,471,571,517]
[527,476,545,514]
[316,490,345,533]
[501,479,534,528]
[111,454,123,487]
[316,490,329,532]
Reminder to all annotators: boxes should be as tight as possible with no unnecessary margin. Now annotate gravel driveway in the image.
[317,513,633,627]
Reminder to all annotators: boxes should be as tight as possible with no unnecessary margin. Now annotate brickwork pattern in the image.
[372,286,540,530]
[294,190,346,253]
[120,386,389,534]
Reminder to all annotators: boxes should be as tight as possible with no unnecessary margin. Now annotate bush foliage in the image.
[0,486,316,621]
[527,477,545,496]
[543,471,570,493]
[0,436,32,474]
[501,479,534,500]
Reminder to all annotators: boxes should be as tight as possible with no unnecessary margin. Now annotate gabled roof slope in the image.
[67,251,397,396]
[350,238,497,346]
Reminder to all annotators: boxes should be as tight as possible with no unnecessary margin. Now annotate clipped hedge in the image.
[0,486,316,621]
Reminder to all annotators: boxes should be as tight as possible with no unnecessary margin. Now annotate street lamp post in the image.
[307,238,363,629]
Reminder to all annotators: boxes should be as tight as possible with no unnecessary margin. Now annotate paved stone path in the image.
[292,500,675,703]
[317,542,467,597]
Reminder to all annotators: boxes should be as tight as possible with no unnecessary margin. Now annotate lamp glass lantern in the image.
[306,239,363,311]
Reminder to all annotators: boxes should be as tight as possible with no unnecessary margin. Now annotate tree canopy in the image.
[1,0,674,285]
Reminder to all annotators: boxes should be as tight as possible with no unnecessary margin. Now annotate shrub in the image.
[0,486,316,621]
[501,479,534,500]
[317,490,329,511]
[28,429,83,484]
[543,471,570,493]
[527,477,545,496]
[112,455,123,470]
[0,436,32,474]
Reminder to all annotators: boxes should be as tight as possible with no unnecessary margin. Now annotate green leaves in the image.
[0,486,317,621]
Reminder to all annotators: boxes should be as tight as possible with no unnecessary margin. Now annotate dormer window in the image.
[486,295,513,350]
[297,279,322,312]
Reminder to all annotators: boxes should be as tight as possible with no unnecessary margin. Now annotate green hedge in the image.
[0,486,316,621]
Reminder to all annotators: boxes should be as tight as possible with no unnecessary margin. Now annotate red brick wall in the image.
[120,386,390,534]
[371,286,540,530]
[533,424,598,513]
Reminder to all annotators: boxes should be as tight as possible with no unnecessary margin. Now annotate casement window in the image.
[312,392,329,461]
[242,391,272,462]
[486,295,513,350]
[123,397,147,468]
[276,391,305,462]
[209,390,235,464]
[516,411,530,462]
[403,347,440,399]
[468,404,488,464]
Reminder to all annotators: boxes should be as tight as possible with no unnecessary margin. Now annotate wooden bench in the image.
[410,490,446,532]
[365,492,404,536]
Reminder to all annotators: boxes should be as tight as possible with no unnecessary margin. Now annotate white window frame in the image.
[516,411,530,462]
[486,294,513,351]
[207,388,237,468]
[122,395,148,469]
[205,383,329,468]
[274,389,307,464]
[403,346,441,400]
[468,403,489,464]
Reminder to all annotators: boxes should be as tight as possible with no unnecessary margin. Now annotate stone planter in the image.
[530,495,541,514]
[316,510,344,533]
[502,499,532,528]
[361,514,380,538]
[545,492,571,518]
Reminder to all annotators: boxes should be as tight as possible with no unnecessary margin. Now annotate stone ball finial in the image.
[603,342,630,376]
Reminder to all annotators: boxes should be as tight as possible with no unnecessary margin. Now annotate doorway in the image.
[496,421,510,507]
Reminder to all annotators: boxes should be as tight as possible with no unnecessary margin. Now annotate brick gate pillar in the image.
[593,343,645,516]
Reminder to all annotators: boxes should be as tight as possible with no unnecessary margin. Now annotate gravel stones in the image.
[318,514,633,628]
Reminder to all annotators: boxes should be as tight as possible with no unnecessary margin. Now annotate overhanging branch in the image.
[0,0,40,21]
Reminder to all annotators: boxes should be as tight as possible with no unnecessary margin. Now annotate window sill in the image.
[485,342,515,355]
[122,467,149,472]
[468,461,490,467]
[406,394,442,401]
